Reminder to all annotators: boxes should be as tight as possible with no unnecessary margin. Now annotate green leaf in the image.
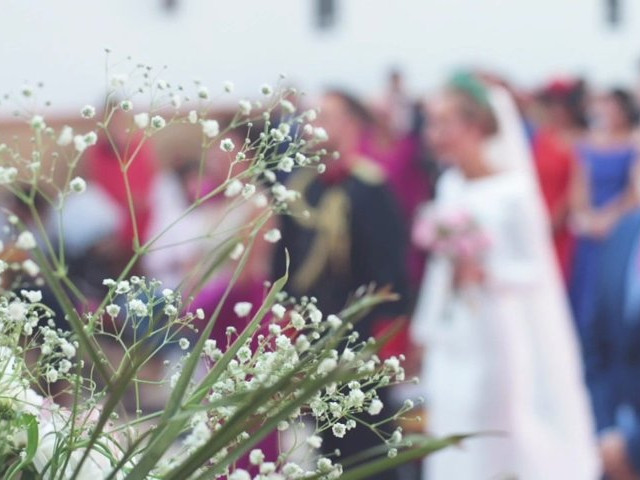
[5,413,39,480]
[336,434,472,480]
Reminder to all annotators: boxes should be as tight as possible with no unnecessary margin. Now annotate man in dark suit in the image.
[585,210,640,479]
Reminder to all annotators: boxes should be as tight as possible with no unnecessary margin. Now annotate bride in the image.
[411,74,600,479]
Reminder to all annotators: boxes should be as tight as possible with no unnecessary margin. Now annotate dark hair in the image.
[324,89,376,128]
[609,87,639,126]
[538,79,588,128]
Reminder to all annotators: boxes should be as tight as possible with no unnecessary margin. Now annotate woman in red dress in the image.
[531,79,587,282]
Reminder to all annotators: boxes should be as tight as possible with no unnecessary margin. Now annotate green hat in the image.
[448,71,490,107]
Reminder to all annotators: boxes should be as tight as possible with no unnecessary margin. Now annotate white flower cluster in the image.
[0,64,421,479]
[158,293,410,479]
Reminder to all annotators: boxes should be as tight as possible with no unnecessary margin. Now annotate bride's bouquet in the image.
[412,206,491,262]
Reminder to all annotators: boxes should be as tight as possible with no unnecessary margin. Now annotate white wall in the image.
[0,0,639,115]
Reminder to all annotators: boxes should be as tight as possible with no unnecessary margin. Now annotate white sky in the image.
[0,0,639,115]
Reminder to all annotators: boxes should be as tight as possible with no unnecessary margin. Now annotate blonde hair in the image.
[448,88,498,137]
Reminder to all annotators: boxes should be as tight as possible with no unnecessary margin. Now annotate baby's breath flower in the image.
[260,84,273,96]
[283,463,304,477]
[296,335,310,352]
[341,348,355,362]
[128,298,147,317]
[348,388,366,408]
[84,131,98,146]
[237,346,252,363]
[30,115,46,130]
[8,301,27,322]
[327,314,342,329]
[290,312,305,330]
[61,341,76,358]
[332,423,347,438]
[73,135,88,153]
[305,109,318,121]
[281,99,296,114]
[120,100,133,111]
[57,125,73,146]
[278,156,294,173]
[203,339,219,359]
[317,458,334,473]
[269,324,282,336]
[238,100,252,116]
[279,123,291,136]
[59,359,72,374]
[263,228,281,243]
[134,112,149,129]
[202,119,219,138]
[308,306,322,324]
[220,138,235,152]
[233,302,252,318]
[16,231,36,250]
[0,166,18,185]
[151,115,166,130]
[317,164,327,174]
[45,368,59,383]
[69,176,87,194]
[254,194,269,208]
[318,358,337,375]
[106,304,120,317]
[230,243,245,261]
[306,435,323,449]
[21,289,42,303]
[197,85,209,99]
[270,128,285,142]
[196,308,205,320]
[313,127,328,141]
[295,152,308,165]
[224,179,243,198]
[162,288,174,298]
[271,304,286,319]
[229,470,250,480]
[164,304,178,316]
[188,110,198,124]
[110,73,128,87]
[249,449,264,466]
[81,105,96,119]
[115,280,131,294]
[22,259,40,276]
[179,338,190,350]
[241,183,256,199]
[223,81,234,93]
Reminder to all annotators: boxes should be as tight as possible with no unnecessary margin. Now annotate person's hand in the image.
[589,212,617,239]
[454,256,486,289]
[600,431,639,480]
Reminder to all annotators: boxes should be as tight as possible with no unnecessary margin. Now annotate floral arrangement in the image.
[0,55,462,479]
[412,206,491,261]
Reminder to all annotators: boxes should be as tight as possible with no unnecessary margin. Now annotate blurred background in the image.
[1,0,639,110]
[3,1,640,479]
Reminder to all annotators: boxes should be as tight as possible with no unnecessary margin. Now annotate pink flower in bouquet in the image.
[412,206,491,261]
[412,214,438,249]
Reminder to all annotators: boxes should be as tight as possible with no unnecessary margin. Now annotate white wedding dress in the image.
[411,89,600,479]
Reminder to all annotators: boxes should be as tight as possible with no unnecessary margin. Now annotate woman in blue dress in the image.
[570,88,640,332]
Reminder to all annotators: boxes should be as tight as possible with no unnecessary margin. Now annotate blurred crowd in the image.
[5,65,640,479]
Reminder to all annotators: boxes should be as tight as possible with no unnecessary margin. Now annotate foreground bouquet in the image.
[0,56,462,479]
